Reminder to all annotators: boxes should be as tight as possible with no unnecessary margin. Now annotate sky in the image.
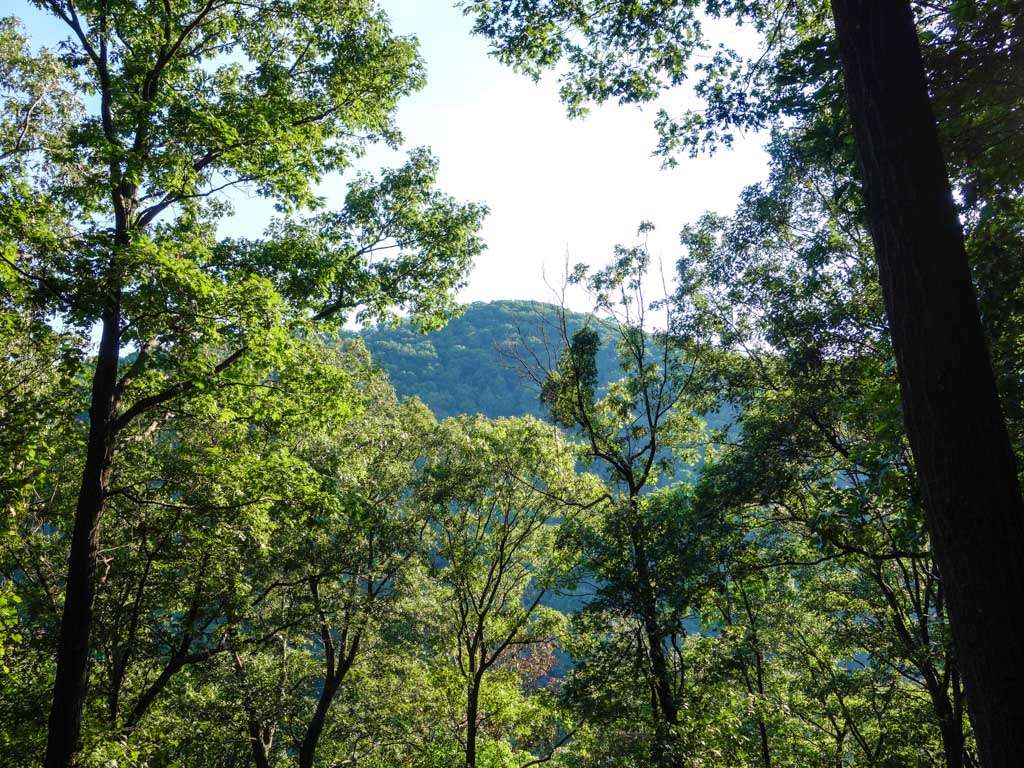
[346,0,770,309]
[13,0,769,312]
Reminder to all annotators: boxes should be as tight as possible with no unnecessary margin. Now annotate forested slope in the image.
[358,300,618,419]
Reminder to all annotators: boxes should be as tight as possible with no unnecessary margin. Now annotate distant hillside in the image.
[358,300,618,419]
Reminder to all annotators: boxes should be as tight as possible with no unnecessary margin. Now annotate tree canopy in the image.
[3,1,1024,767]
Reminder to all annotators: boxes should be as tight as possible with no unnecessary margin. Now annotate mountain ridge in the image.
[357,299,618,419]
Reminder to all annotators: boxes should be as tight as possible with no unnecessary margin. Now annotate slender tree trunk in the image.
[122,654,188,733]
[830,3,1024,765]
[243,718,273,768]
[747,621,771,768]
[833,728,846,768]
[938,716,966,768]
[914,664,967,768]
[919,654,966,768]
[45,307,121,768]
[232,651,274,768]
[298,676,342,768]
[298,637,360,768]
[919,649,966,768]
[466,672,482,768]
[631,508,678,768]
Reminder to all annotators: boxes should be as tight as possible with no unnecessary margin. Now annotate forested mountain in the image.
[357,300,617,419]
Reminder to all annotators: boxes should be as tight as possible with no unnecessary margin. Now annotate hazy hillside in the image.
[359,300,732,441]
[358,300,619,419]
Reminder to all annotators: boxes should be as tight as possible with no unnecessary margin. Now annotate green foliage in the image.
[2,2,1022,767]
[672,115,977,768]
[359,300,619,419]
[540,327,599,428]
[419,415,594,768]
[1,0,486,540]
[459,2,1024,764]
[1,0,484,763]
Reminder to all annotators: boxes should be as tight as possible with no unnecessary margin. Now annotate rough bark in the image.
[44,307,121,768]
[830,3,1024,766]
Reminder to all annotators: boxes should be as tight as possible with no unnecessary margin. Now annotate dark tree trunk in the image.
[830,3,1024,766]
[632,520,678,767]
[298,676,342,768]
[298,635,359,768]
[915,658,967,768]
[466,673,482,768]
[919,657,966,768]
[641,598,677,727]
[243,719,273,768]
[122,654,188,733]
[938,717,966,768]
[743,597,771,768]
[44,308,121,768]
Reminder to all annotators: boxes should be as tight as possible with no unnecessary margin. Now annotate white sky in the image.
[342,0,769,309]
[15,0,769,312]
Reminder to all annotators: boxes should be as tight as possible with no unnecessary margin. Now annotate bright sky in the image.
[349,0,769,308]
[14,0,769,311]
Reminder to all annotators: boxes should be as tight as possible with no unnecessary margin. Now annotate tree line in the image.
[3,1,1024,767]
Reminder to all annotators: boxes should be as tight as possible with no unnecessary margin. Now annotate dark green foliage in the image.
[358,300,617,419]
[540,327,600,428]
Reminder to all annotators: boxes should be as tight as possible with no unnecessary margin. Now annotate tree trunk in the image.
[830,3,1024,766]
[298,675,342,768]
[939,717,966,768]
[632,515,678,767]
[44,307,121,768]
[919,653,966,768]
[122,654,188,733]
[748,622,771,768]
[917,667,967,768]
[466,673,482,768]
[299,638,360,768]
[243,719,273,768]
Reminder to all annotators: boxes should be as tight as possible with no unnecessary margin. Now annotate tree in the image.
[0,300,84,763]
[225,343,436,768]
[520,243,719,767]
[676,127,979,767]
[0,4,485,764]
[420,416,585,768]
[828,5,1024,763]
[1,335,451,766]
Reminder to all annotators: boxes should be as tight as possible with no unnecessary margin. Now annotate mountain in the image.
[358,300,618,419]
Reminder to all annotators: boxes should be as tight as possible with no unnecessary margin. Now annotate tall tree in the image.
[678,136,978,767]
[524,244,718,767]
[828,4,1024,764]
[227,344,436,768]
[0,3,485,764]
[421,416,584,768]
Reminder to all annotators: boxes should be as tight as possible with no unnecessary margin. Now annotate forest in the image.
[2,1,1023,767]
